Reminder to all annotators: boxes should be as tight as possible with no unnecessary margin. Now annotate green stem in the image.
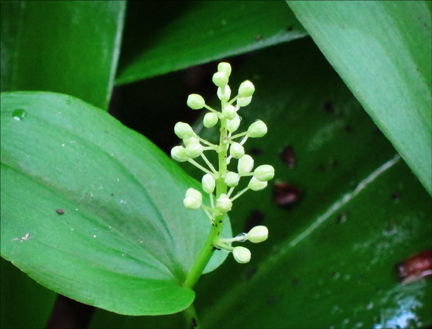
[183,117,228,289]
[182,302,200,329]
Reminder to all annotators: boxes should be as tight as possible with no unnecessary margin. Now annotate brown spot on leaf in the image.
[279,145,296,168]
[323,101,334,114]
[336,211,348,224]
[391,192,401,203]
[273,182,301,208]
[396,250,432,284]
[56,209,65,215]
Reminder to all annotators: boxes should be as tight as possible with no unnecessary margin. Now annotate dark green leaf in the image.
[89,39,431,328]
[191,40,431,328]
[0,1,126,110]
[115,1,307,85]
[286,1,432,195]
[0,91,231,315]
[1,258,56,329]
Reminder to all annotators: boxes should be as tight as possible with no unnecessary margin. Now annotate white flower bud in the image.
[218,62,232,77]
[230,142,245,159]
[222,104,237,120]
[238,80,255,97]
[185,142,203,158]
[238,154,254,175]
[217,85,231,102]
[212,72,229,87]
[216,193,232,212]
[247,120,267,138]
[171,146,189,162]
[248,176,268,191]
[187,94,205,110]
[237,96,252,107]
[253,165,275,181]
[183,188,202,210]
[183,136,199,147]
[174,122,195,139]
[224,171,240,187]
[202,174,216,194]
[203,112,218,128]
[227,115,241,133]
[247,225,268,243]
[233,246,251,264]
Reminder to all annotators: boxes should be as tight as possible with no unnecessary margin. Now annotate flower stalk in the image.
[171,63,274,290]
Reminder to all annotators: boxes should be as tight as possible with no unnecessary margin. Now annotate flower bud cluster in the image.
[170,62,275,265]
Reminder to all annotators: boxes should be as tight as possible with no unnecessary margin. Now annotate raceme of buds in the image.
[174,122,195,139]
[216,194,232,213]
[183,188,202,210]
[247,120,268,138]
[238,154,254,175]
[233,246,251,264]
[202,174,216,194]
[171,62,275,267]
[253,165,275,181]
[247,225,268,243]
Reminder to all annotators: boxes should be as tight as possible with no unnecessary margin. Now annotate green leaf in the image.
[189,40,431,328]
[115,1,307,85]
[0,91,231,316]
[1,258,56,329]
[0,1,126,110]
[86,38,431,329]
[286,1,432,195]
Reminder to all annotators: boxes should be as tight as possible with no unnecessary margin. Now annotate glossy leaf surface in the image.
[0,1,126,110]
[90,39,431,329]
[0,91,230,315]
[286,1,432,195]
[195,39,432,329]
[115,1,307,85]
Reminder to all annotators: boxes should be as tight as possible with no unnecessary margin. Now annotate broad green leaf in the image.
[194,39,432,329]
[0,91,231,316]
[88,39,431,328]
[286,1,432,195]
[0,1,126,110]
[185,40,430,328]
[115,1,307,85]
[1,258,56,329]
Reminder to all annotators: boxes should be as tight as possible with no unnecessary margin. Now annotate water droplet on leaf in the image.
[12,109,27,121]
